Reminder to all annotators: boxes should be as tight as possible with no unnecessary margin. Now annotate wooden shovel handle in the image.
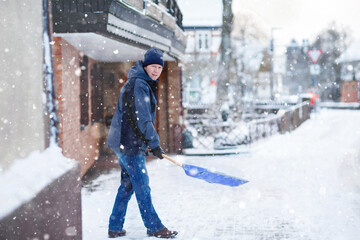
[162,154,183,167]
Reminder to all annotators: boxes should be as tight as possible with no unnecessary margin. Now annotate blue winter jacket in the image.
[107,61,160,154]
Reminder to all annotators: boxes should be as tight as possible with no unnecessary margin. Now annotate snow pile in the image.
[0,145,77,218]
[214,121,249,149]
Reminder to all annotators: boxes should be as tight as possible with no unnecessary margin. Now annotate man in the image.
[106,48,178,239]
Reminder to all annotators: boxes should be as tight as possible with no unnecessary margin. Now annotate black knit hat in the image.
[143,48,164,67]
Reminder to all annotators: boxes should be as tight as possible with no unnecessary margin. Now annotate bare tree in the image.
[216,0,233,106]
[229,10,268,116]
[231,10,268,98]
[231,10,268,44]
[311,21,351,101]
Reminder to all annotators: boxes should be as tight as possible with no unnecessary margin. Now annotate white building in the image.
[178,0,222,105]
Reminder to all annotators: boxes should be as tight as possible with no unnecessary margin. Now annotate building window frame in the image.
[196,30,211,52]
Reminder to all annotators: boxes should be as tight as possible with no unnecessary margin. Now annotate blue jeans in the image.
[108,152,164,234]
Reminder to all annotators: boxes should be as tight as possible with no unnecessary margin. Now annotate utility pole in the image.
[269,27,280,100]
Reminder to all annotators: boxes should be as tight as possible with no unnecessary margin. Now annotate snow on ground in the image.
[82,109,360,240]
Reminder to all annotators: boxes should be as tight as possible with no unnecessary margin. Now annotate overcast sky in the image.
[233,0,360,46]
[178,0,360,47]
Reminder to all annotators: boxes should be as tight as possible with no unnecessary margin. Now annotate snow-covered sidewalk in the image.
[82,109,360,240]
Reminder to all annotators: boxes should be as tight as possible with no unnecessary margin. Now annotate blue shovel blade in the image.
[182,164,248,187]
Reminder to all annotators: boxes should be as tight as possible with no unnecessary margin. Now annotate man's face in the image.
[144,64,163,80]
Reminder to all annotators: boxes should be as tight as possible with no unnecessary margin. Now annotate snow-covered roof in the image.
[177,0,222,27]
[337,40,360,63]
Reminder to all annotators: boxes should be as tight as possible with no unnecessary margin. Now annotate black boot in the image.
[108,229,126,238]
[148,227,178,238]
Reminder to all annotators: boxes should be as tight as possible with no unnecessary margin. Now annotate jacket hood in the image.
[128,60,154,82]
[128,60,159,97]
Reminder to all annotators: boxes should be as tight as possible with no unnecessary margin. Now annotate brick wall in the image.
[53,37,100,176]
[341,81,359,102]
[157,64,170,151]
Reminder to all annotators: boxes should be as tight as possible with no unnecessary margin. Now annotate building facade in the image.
[182,26,221,105]
[0,0,185,239]
[0,0,82,239]
[52,0,186,175]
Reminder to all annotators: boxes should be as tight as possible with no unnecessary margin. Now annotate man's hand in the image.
[151,146,164,159]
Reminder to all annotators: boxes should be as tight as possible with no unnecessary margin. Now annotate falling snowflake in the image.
[75,68,81,76]
[188,168,198,176]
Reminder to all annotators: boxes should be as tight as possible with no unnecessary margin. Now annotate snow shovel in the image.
[162,154,248,187]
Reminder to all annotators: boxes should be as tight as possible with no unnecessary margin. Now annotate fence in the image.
[184,102,310,153]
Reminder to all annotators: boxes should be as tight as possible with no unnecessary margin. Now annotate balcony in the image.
[52,0,186,62]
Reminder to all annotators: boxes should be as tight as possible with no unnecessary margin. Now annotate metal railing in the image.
[160,0,183,29]
[184,102,310,151]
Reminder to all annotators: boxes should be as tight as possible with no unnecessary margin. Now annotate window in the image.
[205,34,209,49]
[198,34,202,50]
[80,56,89,128]
[196,31,211,52]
